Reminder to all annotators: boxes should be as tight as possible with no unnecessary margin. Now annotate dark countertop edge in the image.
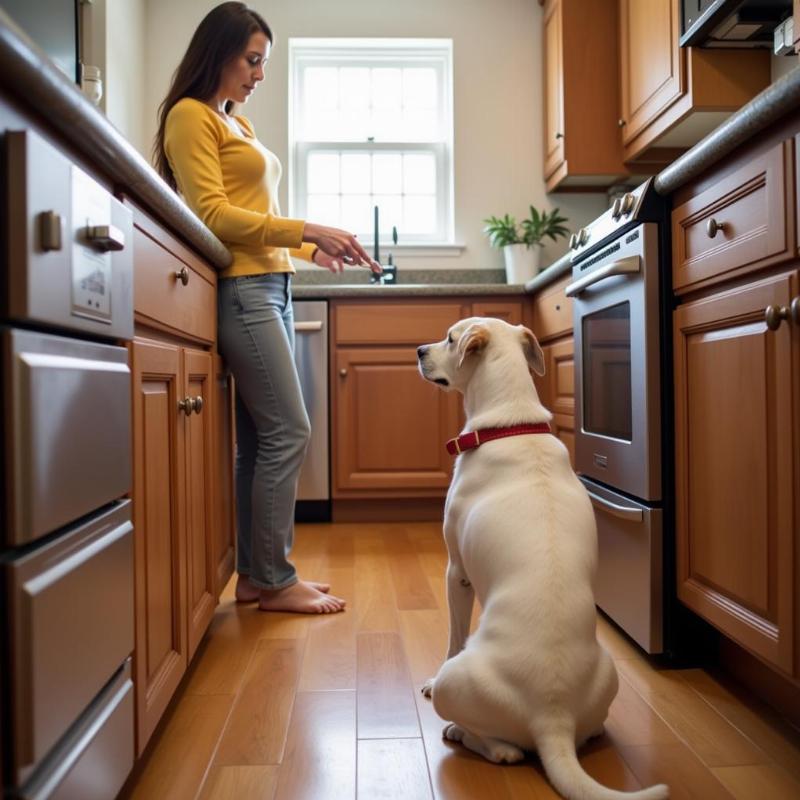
[524,251,572,293]
[654,64,800,196]
[291,283,529,298]
[0,11,232,271]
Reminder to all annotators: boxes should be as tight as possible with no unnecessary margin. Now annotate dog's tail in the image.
[536,729,669,800]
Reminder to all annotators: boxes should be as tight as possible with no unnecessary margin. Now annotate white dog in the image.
[417,317,668,800]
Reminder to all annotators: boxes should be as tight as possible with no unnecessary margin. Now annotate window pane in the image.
[372,68,401,110]
[403,195,437,234]
[341,153,371,193]
[403,153,436,194]
[307,194,340,227]
[303,109,342,141]
[371,110,402,141]
[307,152,340,193]
[304,67,339,111]
[340,67,370,112]
[373,153,402,194]
[402,108,438,141]
[403,68,437,109]
[341,194,372,234]
[374,194,402,237]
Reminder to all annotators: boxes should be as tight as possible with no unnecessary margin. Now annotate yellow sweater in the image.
[164,97,316,278]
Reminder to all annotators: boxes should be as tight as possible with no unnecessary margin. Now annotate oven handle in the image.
[565,255,641,297]
[586,490,644,522]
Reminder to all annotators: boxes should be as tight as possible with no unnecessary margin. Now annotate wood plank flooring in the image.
[121,522,800,800]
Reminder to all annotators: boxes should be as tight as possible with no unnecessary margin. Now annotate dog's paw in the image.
[442,723,464,743]
[421,678,434,698]
[486,741,525,764]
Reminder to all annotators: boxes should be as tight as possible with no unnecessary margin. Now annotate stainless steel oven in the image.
[567,178,670,654]
[568,222,661,502]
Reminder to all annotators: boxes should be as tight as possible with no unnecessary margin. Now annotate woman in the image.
[154,2,379,614]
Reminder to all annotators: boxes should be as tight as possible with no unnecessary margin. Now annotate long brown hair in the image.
[153,2,272,190]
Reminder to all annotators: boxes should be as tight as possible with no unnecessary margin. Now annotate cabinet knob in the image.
[339,368,348,378]
[706,218,726,238]
[555,131,564,139]
[192,395,204,414]
[175,267,190,286]
[766,297,800,330]
[618,119,626,127]
[178,396,194,415]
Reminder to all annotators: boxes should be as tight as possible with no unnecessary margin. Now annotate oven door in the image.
[568,222,661,502]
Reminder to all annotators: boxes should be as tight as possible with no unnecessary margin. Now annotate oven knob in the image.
[578,227,590,246]
[611,198,622,220]
[622,193,635,215]
[569,233,578,250]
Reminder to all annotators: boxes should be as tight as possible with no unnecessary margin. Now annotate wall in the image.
[142,0,606,272]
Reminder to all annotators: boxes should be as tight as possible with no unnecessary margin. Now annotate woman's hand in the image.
[304,222,382,274]
[312,248,344,273]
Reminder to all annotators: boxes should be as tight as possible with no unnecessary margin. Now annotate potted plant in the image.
[483,206,570,284]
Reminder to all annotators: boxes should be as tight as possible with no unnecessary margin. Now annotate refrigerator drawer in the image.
[7,501,134,781]
[580,477,663,654]
[17,661,134,800]
[2,327,131,545]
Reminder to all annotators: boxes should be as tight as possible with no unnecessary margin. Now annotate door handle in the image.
[586,490,643,522]
[565,255,641,297]
[294,321,324,332]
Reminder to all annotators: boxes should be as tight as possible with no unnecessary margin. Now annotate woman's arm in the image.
[165,102,305,249]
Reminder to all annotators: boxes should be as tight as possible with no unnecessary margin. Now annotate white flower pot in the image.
[503,243,541,284]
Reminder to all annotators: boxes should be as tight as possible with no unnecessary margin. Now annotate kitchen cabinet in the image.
[530,275,576,466]
[671,125,800,682]
[673,269,798,676]
[329,297,525,517]
[542,0,627,192]
[127,200,234,753]
[618,0,770,164]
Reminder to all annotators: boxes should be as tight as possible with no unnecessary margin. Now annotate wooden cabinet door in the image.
[131,337,187,754]
[537,336,575,468]
[183,348,215,658]
[543,0,565,179]
[213,354,235,597]
[674,271,798,674]
[333,347,461,494]
[472,300,523,325]
[619,0,684,146]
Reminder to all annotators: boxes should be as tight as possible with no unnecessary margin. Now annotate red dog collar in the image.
[446,423,551,456]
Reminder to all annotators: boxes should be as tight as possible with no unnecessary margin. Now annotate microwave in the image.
[680,0,792,47]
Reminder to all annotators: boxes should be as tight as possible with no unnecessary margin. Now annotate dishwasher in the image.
[292,300,331,521]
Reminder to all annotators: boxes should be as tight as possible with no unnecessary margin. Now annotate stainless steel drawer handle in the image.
[565,255,640,297]
[87,224,125,252]
[294,321,324,332]
[587,490,643,523]
[706,218,726,238]
[175,267,190,286]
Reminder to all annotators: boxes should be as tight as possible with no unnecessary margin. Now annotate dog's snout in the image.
[417,345,428,359]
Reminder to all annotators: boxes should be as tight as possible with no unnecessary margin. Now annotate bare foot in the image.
[236,575,330,603]
[258,581,346,614]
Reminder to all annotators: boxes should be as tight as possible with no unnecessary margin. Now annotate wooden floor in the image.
[121,522,800,800]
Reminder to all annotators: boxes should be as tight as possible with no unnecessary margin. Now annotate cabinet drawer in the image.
[672,142,794,292]
[531,276,572,341]
[133,226,216,344]
[334,301,467,345]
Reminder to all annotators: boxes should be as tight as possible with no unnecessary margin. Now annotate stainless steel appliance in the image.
[680,0,792,48]
[567,178,671,654]
[2,128,135,798]
[292,300,331,521]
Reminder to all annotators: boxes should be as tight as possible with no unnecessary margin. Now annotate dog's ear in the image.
[457,323,490,368]
[520,326,545,376]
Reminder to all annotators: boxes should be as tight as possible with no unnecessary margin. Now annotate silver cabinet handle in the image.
[587,490,643,522]
[565,255,640,297]
[706,218,726,238]
[294,321,324,332]
[175,267,189,286]
[86,224,125,251]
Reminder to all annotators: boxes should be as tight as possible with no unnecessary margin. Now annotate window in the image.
[289,39,454,248]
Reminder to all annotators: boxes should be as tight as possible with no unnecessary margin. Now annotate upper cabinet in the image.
[543,0,627,192]
[618,0,771,165]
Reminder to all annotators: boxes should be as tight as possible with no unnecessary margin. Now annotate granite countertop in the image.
[292,282,529,299]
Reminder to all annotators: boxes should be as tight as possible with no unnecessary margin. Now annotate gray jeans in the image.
[217,273,310,590]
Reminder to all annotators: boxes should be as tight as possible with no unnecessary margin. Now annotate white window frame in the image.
[289,38,457,252]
